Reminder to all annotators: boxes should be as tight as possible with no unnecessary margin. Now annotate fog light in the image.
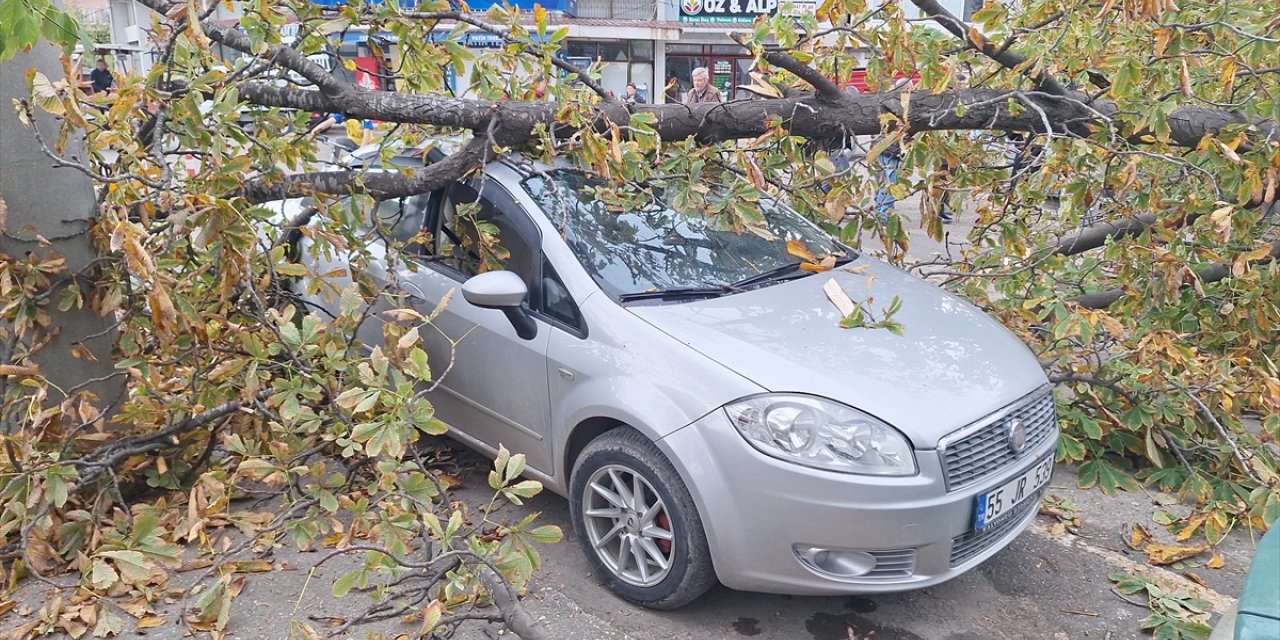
[794,545,877,579]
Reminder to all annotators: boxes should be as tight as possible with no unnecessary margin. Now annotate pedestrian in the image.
[873,130,904,222]
[89,59,113,94]
[622,82,645,105]
[684,67,721,105]
[309,113,374,147]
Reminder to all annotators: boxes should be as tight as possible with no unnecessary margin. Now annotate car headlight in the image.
[724,395,917,476]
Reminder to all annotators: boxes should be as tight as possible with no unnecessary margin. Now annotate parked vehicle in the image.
[1209,524,1280,640]
[277,145,1060,609]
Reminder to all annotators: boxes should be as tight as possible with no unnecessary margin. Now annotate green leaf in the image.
[317,489,338,513]
[351,420,404,458]
[1078,458,1142,496]
[278,321,302,349]
[504,452,527,484]
[1109,572,1148,595]
[43,464,76,508]
[89,559,120,589]
[528,524,563,544]
[1077,415,1104,440]
[331,569,361,597]
[1057,433,1087,462]
[407,347,431,381]
[191,576,231,629]
[100,549,151,583]
[275,262,307,277]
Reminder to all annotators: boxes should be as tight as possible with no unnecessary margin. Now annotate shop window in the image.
[666,44,703,54]
[566,41,598,59]
[600,41,628,62]
[630,41,654,62]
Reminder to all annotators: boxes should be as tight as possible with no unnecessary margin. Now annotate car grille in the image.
[940,389,1058,490]
[865,549,916,579]
[949,489,1043,567]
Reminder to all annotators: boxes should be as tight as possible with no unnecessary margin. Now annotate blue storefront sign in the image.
[311,0,576,15]
[465,0,577,14]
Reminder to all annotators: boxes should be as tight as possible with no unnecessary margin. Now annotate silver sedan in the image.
[290,150,1059,609]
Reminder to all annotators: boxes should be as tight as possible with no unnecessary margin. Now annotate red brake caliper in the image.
[655,512,673,554]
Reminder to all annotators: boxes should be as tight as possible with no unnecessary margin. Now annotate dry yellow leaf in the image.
[786,240,816,262]
[137,616,166,629]
[437,473,463,490]
[1145,541,1209,565]
[1207,553,1224,569]
[1128,523,1150,549]
[1177,514,1208,541]
[231,560,273,573]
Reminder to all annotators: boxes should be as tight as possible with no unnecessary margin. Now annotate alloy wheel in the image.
[581,464,676,587]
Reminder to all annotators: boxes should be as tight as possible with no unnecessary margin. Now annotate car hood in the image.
[627,258,1047,449]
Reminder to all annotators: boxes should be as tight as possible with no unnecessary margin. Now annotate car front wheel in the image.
[568,427,716,609]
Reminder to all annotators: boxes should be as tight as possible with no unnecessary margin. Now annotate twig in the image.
[1185,390,1262,484]
[1111,588,1150,609]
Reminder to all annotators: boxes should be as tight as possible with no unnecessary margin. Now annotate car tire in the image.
[568,427,716,610]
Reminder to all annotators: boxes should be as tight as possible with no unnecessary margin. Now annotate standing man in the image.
[684,67,721,105]
[89,59,113,94]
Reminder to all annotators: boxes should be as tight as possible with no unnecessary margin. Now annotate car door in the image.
[393,178,557,473]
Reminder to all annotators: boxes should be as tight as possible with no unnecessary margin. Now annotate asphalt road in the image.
[176,454,1248,640]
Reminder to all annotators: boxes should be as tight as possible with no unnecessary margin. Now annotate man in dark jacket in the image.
[89,59,113,94]
[623,82,646,105]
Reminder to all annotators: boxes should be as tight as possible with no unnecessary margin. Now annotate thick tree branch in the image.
[1068,237,1280,309]
[733,34,843,100]
[1054,213,1159,255]
[240,81,1279,151]
[240,136,492,203]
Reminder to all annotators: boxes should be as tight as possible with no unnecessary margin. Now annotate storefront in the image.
[564,39,656,101]
[663,0,816,102]
[663,43,753,102]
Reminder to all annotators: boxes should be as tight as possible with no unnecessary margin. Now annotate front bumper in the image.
[658,408,1058,595]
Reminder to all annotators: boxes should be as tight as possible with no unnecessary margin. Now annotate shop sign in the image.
[679,0,817,22]
[679,0,779,23]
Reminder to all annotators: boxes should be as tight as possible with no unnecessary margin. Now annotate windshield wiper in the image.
[618,285,736,303]
[730,255,856,289]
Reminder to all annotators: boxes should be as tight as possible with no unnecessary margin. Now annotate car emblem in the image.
[1007,419,1027,453]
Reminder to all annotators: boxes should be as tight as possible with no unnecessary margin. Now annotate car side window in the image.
[540,258,582,329]
[430,181,540,293]
[364,194,431,250]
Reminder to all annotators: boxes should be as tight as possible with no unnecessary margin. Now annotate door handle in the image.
[558,367,574,380]
[399,280,427,299]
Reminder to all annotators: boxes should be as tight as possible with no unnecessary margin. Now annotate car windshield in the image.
[522,173,850,299]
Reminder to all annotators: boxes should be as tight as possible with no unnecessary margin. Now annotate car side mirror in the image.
[461,271,537,340]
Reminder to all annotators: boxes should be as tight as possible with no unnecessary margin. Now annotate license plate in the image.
[973,455,1054,531]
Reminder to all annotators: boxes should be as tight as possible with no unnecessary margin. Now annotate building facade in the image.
[104,0,974,101]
